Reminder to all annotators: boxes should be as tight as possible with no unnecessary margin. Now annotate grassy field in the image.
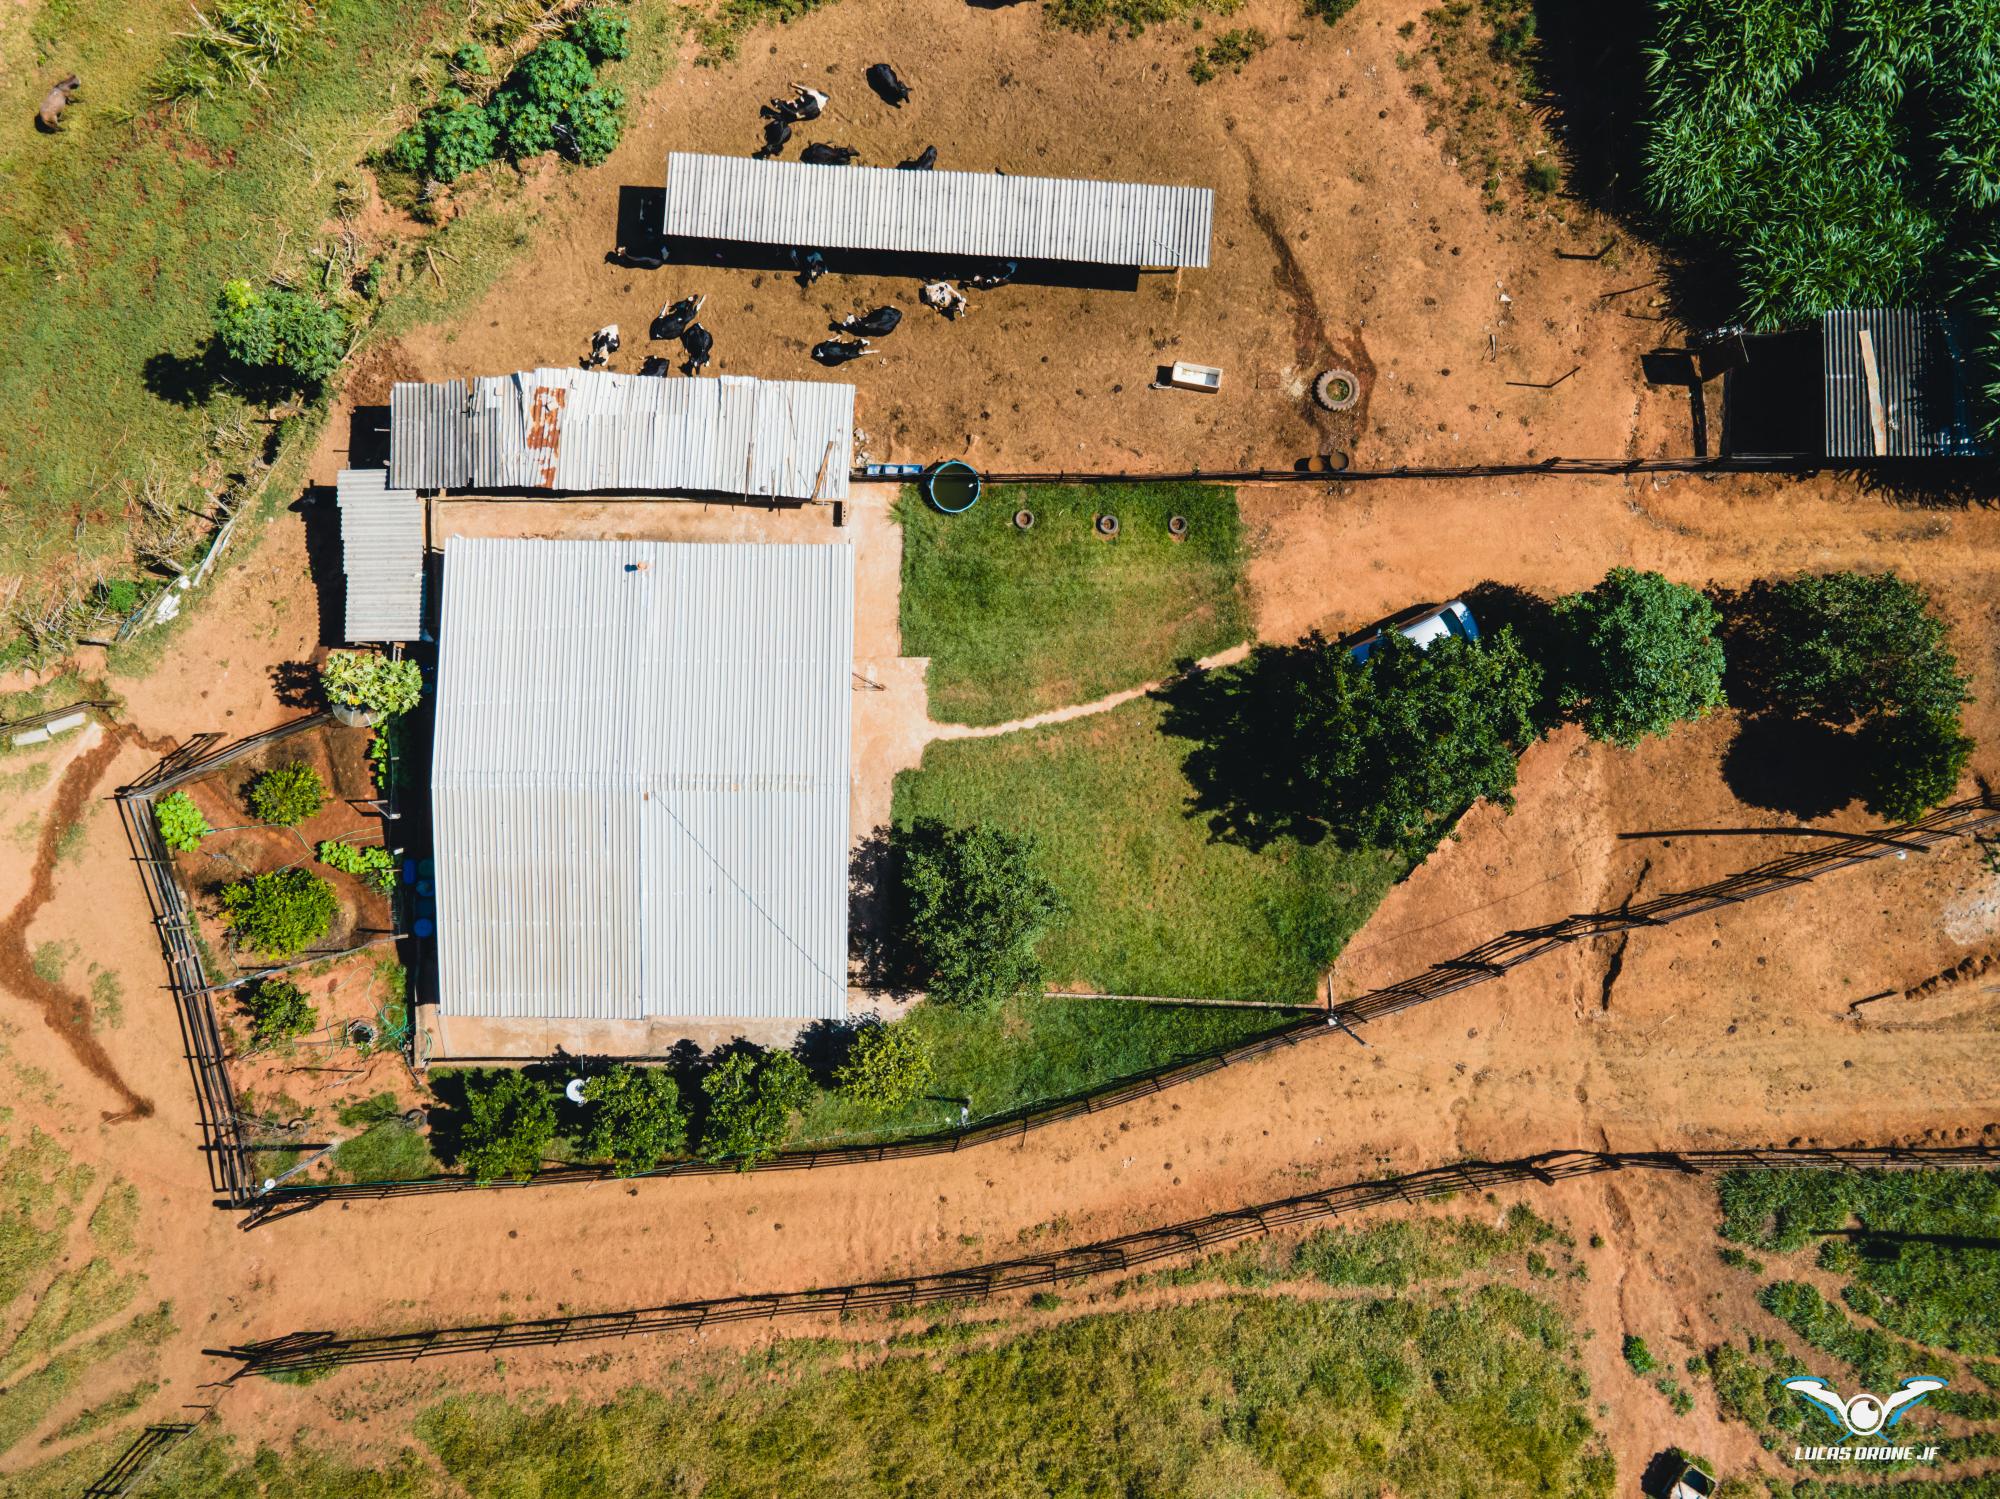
[1699,1170,2000,1484]
[893,697,1402,1001]
[138,1285,1613,1497]
[895,483,1252,726]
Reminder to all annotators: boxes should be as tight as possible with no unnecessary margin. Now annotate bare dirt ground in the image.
[359,0,1688,476]
[2,0,1998,1485]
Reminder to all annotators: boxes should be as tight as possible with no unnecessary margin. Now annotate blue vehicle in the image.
[1348,599,1481,663]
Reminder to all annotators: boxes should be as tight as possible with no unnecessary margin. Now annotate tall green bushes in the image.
[1642,0,2000,434]
[387,9,630,184]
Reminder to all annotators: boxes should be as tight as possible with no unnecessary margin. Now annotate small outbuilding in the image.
[662,151,1214,270]
[388,368,857,501]
[428,537,854,1058]
[335,467,426,642]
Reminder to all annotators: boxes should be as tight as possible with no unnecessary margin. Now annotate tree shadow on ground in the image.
[1151,648,1328,853]
[792,1018,860,1087]
[269,659,321,709]
[850,823,940,995]
[1848,460,2000,511]
[1718,715,1862,820]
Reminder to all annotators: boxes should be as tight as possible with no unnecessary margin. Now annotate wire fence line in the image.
[885,456,1816,488]
[243,795,2000,1221]
[219,1142,2000,1377]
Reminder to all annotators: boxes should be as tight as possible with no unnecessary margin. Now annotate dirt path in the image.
[929,643,1252,740]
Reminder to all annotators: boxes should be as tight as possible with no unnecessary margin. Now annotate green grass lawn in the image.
[896,482,1252,726]
[893,697,1401,1002]
[142,1288,1612,1497]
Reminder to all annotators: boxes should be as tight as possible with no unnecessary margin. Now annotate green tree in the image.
[318,840,397,894]
[243,978,317,1044]
[899,820,1065,1007]
[249,762,326,825]
[489,38,625,165]
[1550,568,1727,747]
[220,869,337,958]
[834,1022,935,1113]
[698,1052,813,1167]
[212,278,347,386]
[1860,711,1975,821]
[1748,571,1969,725]
[386,89,498,183]
[153,791,211,852]
[582,1066,689,1174]
[1165,628,1543,858]
[460,1070,557,1183]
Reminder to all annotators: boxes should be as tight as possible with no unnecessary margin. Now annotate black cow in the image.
[866,63,911,107]
[801,142,859,166]
[755,117,791,158]
[966,260,1019,290]
[638,355,673,377]
[791,248,827,287]
[896,145,937,172]
[681,321,713,373]
[837,306,902,337]
[761,84,827,122]
[813,339,876,366]
[651,294,703,341]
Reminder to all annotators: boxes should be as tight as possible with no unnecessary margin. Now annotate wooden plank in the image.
[1858,327,1888,457]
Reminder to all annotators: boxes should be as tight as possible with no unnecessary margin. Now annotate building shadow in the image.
[661,235,1143,293]
[614,185,666,262]
[293,484,347,648]
[346,405,392,471]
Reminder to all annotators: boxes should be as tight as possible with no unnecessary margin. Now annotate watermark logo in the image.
[1783,1375,1945,1463]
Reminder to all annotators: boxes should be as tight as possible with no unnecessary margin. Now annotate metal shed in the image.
[430,538,854,1036]
[335,468,425,642]
[1822,308,1987,459]
[663,151,1214,269]
[388,369,856,500]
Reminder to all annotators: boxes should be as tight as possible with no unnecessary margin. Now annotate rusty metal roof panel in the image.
[1823,308,1988,459]
[446,368,853,499]
[663,151,1214,269]
[388,379,469,489]
[336,468,425,642]
[431,537,854,1026]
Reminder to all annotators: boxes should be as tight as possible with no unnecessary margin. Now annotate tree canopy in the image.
[1162,627,1543,858]
[897,820,1065,1007]
[460,1070,557,1183]
[835,1022,936,1113]
[582,1066,689,1175]
[699,1052,813,1167]
[1737,571,1969,726]
[212,279,347,387]
[1551,567,1727,747]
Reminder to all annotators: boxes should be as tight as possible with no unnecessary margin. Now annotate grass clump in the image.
[1622,1334,1657,1374]
[1043,0,1240,37]
[1157,1203,1569,1289]
[893,697,1400,1002]
[896,482,1250,726]
[152,0,313,108]
[1189,27,1268,83]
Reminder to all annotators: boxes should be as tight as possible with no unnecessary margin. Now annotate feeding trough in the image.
[926,460,982,514]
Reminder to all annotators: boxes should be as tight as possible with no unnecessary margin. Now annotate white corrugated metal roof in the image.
[336,468,425,642]
[432,538,854,1028]
[664,152,1214,269]
[388,369,855,500]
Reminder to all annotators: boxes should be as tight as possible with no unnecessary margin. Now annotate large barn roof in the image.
[663,151,1214,269]
[431,538,854,1027]
[388,369,856,500]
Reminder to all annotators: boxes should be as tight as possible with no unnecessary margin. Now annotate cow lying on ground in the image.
[897,145,937,171]
[651,294,703,340]
[801,142,859,166]
[866,63,910,107]
[837,306,902,337]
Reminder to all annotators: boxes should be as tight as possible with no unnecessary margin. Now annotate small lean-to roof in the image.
[335,468,425,642]
[431,538,853,1026]
[663,151,1215,269]
[1822,308,1988,459]
[388,369,856,500]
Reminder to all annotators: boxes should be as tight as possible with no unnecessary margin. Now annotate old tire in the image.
[1314,368,1360,412]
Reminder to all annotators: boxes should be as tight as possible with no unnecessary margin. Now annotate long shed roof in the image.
[663,151,1214,269]
[431,538,854,1027]
[389,369,855,500]
[335,468,425,642]
[1822,308,1988,459]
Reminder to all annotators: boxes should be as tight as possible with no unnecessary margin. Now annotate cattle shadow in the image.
[661,235,1143,293]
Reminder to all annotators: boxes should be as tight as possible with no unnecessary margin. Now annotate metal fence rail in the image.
[859,456,1820,487]
[79,1422,198,1497]
[246,795,2000,1217]
[116,712,342,1206]
[221,1143,2000,1376]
